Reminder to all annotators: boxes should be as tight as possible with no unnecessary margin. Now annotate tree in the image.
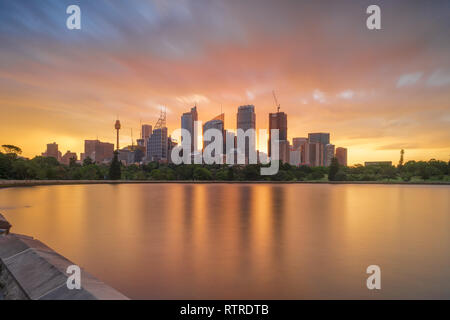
[108,151,121,180]
[2,144,22,155]
[398,149,405,169]
[83,157,94,166]
[328,157,339,181]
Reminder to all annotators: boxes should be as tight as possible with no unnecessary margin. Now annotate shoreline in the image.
[1,179,449,188]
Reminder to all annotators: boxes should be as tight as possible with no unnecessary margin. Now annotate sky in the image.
[0,0,449,164]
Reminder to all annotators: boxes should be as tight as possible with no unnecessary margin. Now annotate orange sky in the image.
[1,0,449,165]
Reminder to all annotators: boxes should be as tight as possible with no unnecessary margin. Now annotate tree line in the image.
[0,145,448,182]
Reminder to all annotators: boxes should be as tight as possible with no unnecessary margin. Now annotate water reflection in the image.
[0,184,449,299]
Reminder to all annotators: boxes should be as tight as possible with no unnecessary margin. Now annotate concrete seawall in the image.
[1,179,449,188]
[0,215,128,300]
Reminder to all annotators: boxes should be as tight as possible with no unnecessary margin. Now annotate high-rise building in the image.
[268,112,287,160]
[308,133,330,166]
[307,142,324,167]
[141,124,152,141]
[83,140,114,163]
[237,105,256,163]
[147,127,168,162]
[335,147,348,166]
[181,106,198,154]
[289,147,301,166]
[203,116,225,159]
[279,140,291,164]
[292,137,308,151]
[42,142,61,161]
[325,144,335,167]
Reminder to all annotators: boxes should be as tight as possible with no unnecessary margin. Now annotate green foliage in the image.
[108,151,121,180]
[328,157,339,181]
[0,145,448,182]
[2,144,22,155]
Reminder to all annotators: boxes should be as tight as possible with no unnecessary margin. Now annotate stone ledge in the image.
[0,234,128,300]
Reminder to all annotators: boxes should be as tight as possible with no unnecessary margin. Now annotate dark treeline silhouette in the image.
[0,146,449,182]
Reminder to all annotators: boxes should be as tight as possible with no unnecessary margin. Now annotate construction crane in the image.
[272,90,281,113]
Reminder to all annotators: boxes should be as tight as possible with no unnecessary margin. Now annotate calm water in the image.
[1,183,449,299]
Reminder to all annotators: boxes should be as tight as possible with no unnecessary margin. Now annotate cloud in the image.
[176,94,210,105]
[426,69,450,87]
[337,90,354,99]
[246,90,255,100]
[312,89,326,103]
[396,72,423,87]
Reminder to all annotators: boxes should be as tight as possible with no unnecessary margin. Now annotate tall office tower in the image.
[307,142,324,167]
[292,137,308,151]
[84,140,114,163]
[114,119,121,150]
[42,142,61,161]
[181,106,198,153]
[308,133,330,166]
[225,130,236,163]
[237,105,256,163]
[141,124,152,141]
[325,144,335,166]
[279,140,291,164]
[202,116,225,159]
[167,136,178,163]
[335,147,348,166]
[147,127,168,162]
[268,112,287,158]
[289,147,301,166]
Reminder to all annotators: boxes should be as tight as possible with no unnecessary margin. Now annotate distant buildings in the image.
[181,106,198,155]
[38,104,351,168]
[325,144,335,167]
[237,105,256,163]
[114,120,121,150]
[82,140,114,163]
[289,148,301,166]
[335,147,347,166]
[268,111,288,163]
[203,115,225,159]
[141,124,152,141]
[147,127,168,162]
[42,142,61,161]
[308,133,330,166]
[60,151,77,166]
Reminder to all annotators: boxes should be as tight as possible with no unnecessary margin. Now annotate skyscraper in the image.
[141,124,152,141]
[147,127,168,162]
[308,133,330,166]
[335,147,348,166]
[202,116,225,159]
[307,142,323,167]
[237,105,256,164]
[181,106,198,154]
[325,144,335,166]
[292,137,308,151]
[268,112,287,162]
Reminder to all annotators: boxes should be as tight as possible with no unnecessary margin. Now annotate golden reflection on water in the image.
[1,184,449,299]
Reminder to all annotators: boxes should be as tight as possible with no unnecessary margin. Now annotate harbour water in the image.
[1,183,449,299]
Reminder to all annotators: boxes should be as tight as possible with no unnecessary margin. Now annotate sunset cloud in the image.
[0,0,449,164]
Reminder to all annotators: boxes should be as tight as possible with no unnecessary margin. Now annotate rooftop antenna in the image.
[272,90,281,113]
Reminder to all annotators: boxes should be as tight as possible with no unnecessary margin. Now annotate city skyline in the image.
[1,0,449,164]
